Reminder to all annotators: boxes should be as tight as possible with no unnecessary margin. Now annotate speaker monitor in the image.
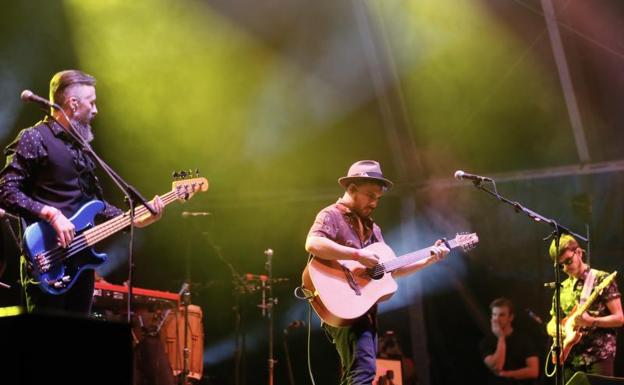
[566,373,624,385]
[0,310,132,384]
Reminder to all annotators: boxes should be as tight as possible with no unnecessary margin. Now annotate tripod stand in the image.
[245,249,289,385]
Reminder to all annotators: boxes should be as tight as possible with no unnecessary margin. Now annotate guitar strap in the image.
[579,268,596,306]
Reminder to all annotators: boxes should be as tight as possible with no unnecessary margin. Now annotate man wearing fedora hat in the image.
[305,160,449,385]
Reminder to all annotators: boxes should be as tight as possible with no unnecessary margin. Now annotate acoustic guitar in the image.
[301,233,479,327]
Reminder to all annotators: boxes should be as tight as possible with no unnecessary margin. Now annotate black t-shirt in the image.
[479,331,539,385]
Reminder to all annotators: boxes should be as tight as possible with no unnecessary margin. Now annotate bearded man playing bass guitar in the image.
[304,160,449,385]
[546,234,623,380]
[0,70,164,315]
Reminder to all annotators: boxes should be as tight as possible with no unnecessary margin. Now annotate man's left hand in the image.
[574,312,596,328]
[133,195,164,228]
[429,239,450,263]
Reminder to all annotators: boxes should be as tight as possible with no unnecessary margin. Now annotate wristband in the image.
[45,209,61,224]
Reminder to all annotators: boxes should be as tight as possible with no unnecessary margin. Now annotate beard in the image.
[70,118,94,143]
[353,205,373,219]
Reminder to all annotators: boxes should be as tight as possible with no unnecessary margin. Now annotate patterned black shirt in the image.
[0,118,122,223]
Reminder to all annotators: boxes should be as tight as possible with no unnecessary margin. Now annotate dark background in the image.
[1,1,623,384]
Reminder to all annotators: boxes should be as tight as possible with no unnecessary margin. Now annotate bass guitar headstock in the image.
[172,169,209,202]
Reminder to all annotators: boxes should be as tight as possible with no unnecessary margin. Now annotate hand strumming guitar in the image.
[40,205,75,248]
[353,248,380,268]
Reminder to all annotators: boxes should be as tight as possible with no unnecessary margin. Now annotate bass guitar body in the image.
[23,200,106,295]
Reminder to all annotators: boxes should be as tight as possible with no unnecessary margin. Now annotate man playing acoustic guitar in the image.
[546,234,623,380]
[305,160,449,385]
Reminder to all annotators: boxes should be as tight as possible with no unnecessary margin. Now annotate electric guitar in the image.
[23,176,209,295]
[552,270,617,364]
[301,233,479,327]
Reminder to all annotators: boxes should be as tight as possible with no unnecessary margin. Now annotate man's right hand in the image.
[491,320,504,337]
[354,248,380,268]
[41,206,75,248]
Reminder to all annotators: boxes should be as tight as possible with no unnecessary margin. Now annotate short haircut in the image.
[489,297,514,315]
[548,234,582,261]
[49,70,96,106]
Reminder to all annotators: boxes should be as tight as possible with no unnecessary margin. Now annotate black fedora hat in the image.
[338,160,393,189]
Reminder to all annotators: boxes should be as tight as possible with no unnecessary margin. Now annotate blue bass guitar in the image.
[23,177,208,295]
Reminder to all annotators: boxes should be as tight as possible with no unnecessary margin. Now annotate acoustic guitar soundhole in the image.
[367,265,385,280]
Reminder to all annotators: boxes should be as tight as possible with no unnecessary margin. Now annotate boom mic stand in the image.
[282,320,305,385]
[465,177,586,385]
[199,232,248,385]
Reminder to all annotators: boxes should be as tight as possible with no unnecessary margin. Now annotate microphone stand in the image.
[282,328,296,385]
[200,232,248,385]
[259,248,277,385]
[0,211,23,289]
[179,285,192,385]
[45,108,157,324]
[468,179,586,385]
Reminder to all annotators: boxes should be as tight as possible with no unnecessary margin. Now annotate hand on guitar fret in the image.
[428,239,450,264]
[133,195,164,228]
[573,312,596,329]
[41,205,75,248]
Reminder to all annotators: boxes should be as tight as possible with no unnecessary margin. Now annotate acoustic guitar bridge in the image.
[339,263,361,296]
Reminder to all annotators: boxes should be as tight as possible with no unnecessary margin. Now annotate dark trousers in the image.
[23,255,95,315]
[324,318,378,385]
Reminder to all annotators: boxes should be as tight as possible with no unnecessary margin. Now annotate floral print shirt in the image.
[550,267,621,367]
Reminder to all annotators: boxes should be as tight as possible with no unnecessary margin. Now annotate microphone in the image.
[544,281,560,289]
[454,170,493,182]
[525,308,543,325]
[181,211,211,217]
[20,90,61,110]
